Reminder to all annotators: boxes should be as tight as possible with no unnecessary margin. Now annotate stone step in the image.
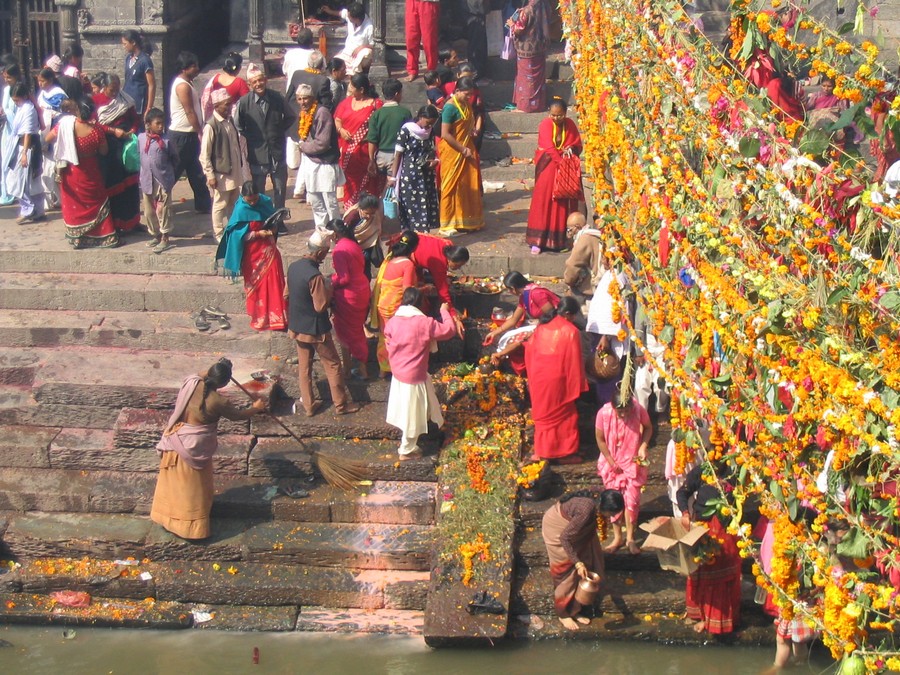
[0,424,60,468]
[195,604,300,631]
[294,606,424,635]
[0,455,435,524]
[0,401,122,430]
[2,512,433,570]
[1,558,430,610]
[0,592,192,629]
[248,436,438,482]
[250,400,401,440]
[7,346,267,410]
[479,135,538,161]
[484,110,576,135]
[0,309,286,357]
[0,271,245,314]
[509,612,776,645]
[481,163,535,182]
[512,563,766,619]
[511,565,688,617]
[0,467,157,514]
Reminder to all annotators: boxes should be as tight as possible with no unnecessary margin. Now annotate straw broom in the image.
[230,378,366,490]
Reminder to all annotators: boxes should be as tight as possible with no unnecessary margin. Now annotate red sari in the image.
[526,117,583,251]
[331,237,372,362]
[242,221,288,331]
[335,97,383,208]
[524,316,587,460]
[62,126,118,248]
[685,516,742,634]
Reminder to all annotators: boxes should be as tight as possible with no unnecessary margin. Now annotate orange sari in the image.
[371,256,418,373]
[438,95,483,233]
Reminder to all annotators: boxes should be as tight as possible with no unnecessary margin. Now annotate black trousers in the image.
[169,130,212,212]
[251,161,288,210]
[465,13,488,78]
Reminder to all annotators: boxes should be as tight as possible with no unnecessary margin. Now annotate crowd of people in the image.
[2,10,845,664]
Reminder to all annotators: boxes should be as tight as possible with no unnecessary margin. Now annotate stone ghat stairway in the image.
[0,345,438,632]
[0,208,446,633]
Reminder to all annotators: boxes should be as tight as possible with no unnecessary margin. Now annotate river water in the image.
[0,626,829,674]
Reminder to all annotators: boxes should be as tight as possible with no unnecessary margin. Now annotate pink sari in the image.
[331,237,372,362]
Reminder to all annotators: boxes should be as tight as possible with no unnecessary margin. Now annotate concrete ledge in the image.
[193,604,300,631]
[294,606,424,635]
[241,521,432,571]
[0,592,192,629]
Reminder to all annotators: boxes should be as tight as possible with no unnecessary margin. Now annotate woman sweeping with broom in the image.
[151,359,267,540]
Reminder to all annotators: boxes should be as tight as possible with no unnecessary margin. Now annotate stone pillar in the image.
[248,0,264,64]
[56,0,81,50]
[369,0,388,78]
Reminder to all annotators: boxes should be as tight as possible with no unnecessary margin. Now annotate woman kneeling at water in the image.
[151,359,267,539]
[542,488,624,630]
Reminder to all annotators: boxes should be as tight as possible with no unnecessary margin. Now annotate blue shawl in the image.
[215,194,276,277]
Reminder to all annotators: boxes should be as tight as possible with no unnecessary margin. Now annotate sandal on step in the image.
[195,315,211,332]
[203,305,229,318]
[216,317,231,330]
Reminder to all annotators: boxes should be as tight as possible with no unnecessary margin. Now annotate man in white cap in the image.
[200,88,249,241]
[285,232,359,417]
[296,83,344,235]
[236,63,291,211]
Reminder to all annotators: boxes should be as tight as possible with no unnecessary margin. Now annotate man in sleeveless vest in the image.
[285,232,361,417]
[168,51,212,214]
[200,89,249,241]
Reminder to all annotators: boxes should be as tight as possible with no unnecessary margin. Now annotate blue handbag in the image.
[382,186,399,220]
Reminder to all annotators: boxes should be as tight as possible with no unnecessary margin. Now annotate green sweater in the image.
[366,104,412,153]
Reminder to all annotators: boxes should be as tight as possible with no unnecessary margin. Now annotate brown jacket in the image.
[564,229,603,293]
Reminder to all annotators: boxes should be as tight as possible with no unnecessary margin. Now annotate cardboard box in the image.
[639,517,709,576]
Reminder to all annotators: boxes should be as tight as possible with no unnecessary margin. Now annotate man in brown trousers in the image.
[285,231,360,416]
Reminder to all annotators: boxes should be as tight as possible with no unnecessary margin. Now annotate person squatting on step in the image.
[150,359,267,540]
[541,488,624,631]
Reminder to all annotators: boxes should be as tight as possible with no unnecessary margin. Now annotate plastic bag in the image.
[121,135,140,173]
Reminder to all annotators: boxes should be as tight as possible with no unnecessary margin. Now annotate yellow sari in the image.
[438,95,484,233]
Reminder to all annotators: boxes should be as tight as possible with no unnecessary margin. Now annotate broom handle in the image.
[230,377,306,446]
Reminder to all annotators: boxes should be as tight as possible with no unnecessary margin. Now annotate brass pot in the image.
[573,571,602,606]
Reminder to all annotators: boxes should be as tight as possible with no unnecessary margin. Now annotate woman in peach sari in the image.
[438,77,483,236]
[370,231,419,377]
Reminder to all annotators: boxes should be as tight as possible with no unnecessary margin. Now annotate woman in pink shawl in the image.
[329,218,373,380]
[150,359,267,539]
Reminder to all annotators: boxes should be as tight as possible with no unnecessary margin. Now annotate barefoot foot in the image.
[559,617,580,631]
[692,620,707,633]
[603,537,624,554]
[626,540,642,555]
[575,615,591,625]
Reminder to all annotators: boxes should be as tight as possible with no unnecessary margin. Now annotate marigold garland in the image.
[297,102,317,140]
[562,0,900,664]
